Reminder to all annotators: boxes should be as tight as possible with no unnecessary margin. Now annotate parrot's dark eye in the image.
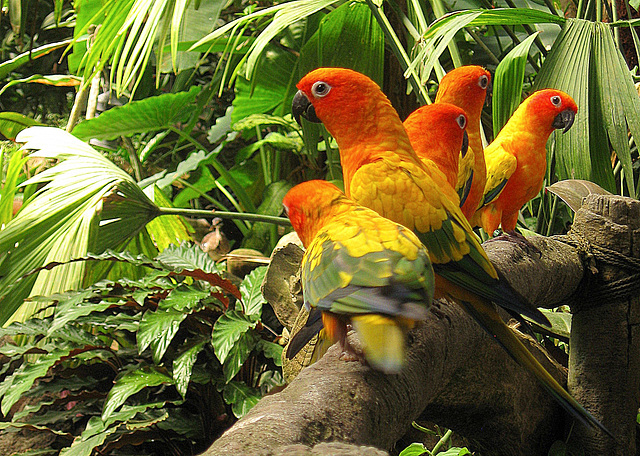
[456,114,467,129]
[550,95,562,107]
[311,81,331,98]
[478,75,489,89]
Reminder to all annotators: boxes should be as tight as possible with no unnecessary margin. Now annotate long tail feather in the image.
[351,314,406,374]
[457,294,613,438]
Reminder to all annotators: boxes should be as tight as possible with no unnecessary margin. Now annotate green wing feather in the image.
[301,214,433,320]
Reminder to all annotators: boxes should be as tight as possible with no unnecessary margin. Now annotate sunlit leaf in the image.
[138,308,188,363]
[0,127,159,325]
[0,348,73,415]
[211,310,257,364]
[222,381,260,418]
[173,340,206,397]
[492,32,540,135]
[399,443,429,456]
[102,368,174,420]
[223,330,259,382]
[71,87,200,140]
[238,266,268,316]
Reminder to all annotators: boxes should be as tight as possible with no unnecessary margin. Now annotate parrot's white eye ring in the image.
[456,114,467,129]
[312,81,332,98]
[478,74,489,89]
[550,95,562,107]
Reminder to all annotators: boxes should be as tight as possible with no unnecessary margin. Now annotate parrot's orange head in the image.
[435,65,492,114]
[522,89,578,135]
[292,68,397,147]
[404,103,469,158]
[283,180,348,247]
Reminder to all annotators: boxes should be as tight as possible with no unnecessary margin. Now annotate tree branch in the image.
[204,195,639,455]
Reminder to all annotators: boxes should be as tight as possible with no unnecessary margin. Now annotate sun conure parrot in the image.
[292,67,610,435]
[403,103,472,206]
[435,65,491,221]
[476,89,577,235]
[282,180,434,374]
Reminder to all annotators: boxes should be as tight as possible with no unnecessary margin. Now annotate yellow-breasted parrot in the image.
[476,89,577,235]
[291,67,609,435]
[403,102,472,206]
[435,65,492,221]
[283,180,434,374]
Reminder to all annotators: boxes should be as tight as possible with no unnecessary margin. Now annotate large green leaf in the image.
[410,9,564,84]
[71,87,200,140]
[138,308,188,364]
[0,112,45,141]
[0,348,73,415]
[211,310,258,364]
[534,19,625,194]
[223,330,259,382]
[102,368,174,420]
[593,22,640,197]
[492,32,540,135]
[0,127,160,325]
[299,0,385,86]
[222,381,261,418]
[173,340,207,398]
[238,266,268,316]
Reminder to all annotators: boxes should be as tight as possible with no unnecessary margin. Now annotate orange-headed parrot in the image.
[292,67,609,435]
[403,103,472,205]
[477,89,577,235]
[283,180,434,374]
[435,65,492,221]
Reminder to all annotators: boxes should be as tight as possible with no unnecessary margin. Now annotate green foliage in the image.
[0,244,283,455]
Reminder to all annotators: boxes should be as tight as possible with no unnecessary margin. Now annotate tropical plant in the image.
[0,245,283,455]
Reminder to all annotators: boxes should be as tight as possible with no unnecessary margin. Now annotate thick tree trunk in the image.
[203,194,639,455]
[567,195,640,455]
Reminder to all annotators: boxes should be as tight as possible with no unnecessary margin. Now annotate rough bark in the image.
[567,195,640,455]
[205,234,590,456]
[204,194,640,455]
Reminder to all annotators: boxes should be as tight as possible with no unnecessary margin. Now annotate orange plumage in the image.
[477,89,578,234]
[403,103,469,195]
[435,66,491,221]
[290,69,611,435]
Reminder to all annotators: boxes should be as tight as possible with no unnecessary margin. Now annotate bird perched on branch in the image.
[403,102,471,205]
[283,180,434,374]
[291,67,609,435]
[434,65,492,221]
[476,89,577,236]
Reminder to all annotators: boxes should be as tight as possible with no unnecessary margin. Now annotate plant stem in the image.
[157,207,291,226]
[545,194,558,236]
[256,126,271,186]
[121,136,144,182]
[431,428,454,454]
[168,126,256,213]
[467,29,500,65]
[175,177,250,235]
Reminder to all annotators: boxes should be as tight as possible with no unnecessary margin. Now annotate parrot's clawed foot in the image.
[338,350,361,362]
[429,301,450,323]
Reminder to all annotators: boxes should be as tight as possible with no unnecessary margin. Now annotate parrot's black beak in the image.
[292,90,321,125]
[485,79,493,107]
[461,131,469,157]
[552,109,576,133]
